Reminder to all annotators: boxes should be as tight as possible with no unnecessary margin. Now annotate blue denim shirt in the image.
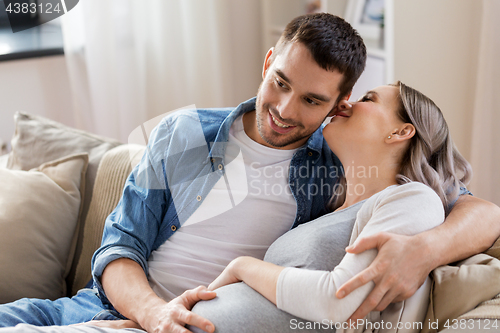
[91,97,342,306]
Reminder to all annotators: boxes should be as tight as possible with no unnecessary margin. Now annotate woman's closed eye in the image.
[359,95,372,102]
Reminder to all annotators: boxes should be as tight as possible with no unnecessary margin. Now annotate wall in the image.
[0,55,74,148]
[0,1,485,160]
[260,0,348,55]
[0,1,262,147]
[261,0,310,54]
[393,0,482,161]
[325,0,348,18]
[225,0,263,106]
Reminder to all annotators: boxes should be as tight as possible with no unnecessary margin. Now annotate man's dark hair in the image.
[272,13,367,101]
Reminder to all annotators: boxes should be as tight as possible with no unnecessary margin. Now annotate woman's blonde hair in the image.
[330,81,472,213]
[394,81,472,212]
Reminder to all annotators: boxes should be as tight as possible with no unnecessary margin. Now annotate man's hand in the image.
[336,232,432,321]
[102,259,216,333]
[141,286,217,333]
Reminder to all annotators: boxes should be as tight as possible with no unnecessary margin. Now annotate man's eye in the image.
[276,79,286,89]
[304,97,318,105]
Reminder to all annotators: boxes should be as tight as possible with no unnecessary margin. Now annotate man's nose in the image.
[276,95,297,120]
[337,100,352,110]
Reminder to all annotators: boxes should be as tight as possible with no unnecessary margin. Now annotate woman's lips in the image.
[330,113,350,123]
[332,112,350,118]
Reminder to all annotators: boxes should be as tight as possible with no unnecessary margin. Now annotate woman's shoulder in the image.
[355,182,445,235]
[369,181,442,208]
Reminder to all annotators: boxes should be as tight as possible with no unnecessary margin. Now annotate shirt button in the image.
[197,195,202,201]
[211,158,215,163]
[171,225,177,231]
[308,152,313,157]
[218,164,223,170]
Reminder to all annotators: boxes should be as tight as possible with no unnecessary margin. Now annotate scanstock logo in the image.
[2,0,79,33]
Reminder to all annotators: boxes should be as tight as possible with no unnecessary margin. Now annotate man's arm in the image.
[336,195,500,321]
[101,258,216,333]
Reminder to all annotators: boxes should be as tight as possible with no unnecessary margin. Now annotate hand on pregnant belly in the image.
[208,258,242,291]
[145,286,217,333]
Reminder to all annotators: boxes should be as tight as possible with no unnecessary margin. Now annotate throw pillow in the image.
[6,112,122,295]
[71,144,146,295]
[485,237,500,260]
[421,254,500,333]
[0,153,88,303]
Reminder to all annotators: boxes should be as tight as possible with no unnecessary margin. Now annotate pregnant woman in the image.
[190,81,471,333]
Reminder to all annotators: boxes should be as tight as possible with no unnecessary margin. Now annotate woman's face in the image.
[323,85,402,157]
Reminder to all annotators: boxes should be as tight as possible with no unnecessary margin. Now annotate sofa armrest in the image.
[458,293,500,321]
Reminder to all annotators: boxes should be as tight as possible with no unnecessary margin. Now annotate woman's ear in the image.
[387,123,416,143]
[262,48,274,79]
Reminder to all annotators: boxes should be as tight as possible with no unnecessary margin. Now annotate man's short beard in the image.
[255,93,310,148]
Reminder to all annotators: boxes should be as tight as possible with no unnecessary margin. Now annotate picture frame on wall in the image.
[344,0,384,44]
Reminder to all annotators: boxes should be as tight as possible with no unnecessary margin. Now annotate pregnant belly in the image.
[189,210,359,332]
[190,282,336,333]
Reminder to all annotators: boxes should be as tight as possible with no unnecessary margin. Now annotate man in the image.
[1,13,500,333]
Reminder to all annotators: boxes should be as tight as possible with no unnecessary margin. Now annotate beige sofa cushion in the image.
[70,144,146,295]
[459,293,500,320]
[422,254,500,333]
[485,237,500,260]
[6,112,122,295]
[0,154,88,303]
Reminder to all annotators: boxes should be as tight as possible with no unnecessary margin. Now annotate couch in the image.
[1,112,500,333]
[0,112,145,302]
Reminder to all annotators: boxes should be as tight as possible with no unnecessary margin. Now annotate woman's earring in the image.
[388,135,392,139]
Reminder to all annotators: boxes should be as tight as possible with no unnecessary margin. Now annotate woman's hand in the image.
[209,256,284,305]
[208,258,242,291]
[72,320,144,330]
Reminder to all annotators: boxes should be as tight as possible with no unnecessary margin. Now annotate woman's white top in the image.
[273,182,445,332]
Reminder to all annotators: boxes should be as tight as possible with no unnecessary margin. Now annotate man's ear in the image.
[262,47,274,79]
[327,93,352,117]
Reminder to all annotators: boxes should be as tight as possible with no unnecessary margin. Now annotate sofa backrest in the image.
[69,144,146,295]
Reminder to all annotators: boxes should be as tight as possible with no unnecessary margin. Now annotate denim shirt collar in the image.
[209,96,325,162]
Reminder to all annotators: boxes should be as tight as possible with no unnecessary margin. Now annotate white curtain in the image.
[469,0,500,206]
[61,0,262,142]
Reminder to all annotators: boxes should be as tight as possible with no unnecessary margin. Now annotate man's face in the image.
[253,42,344,150]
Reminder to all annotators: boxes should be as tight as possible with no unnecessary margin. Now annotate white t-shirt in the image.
[148,115,299,301]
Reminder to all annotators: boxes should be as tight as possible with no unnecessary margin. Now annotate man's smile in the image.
[271,114,291,128]
[268,111,296,134]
